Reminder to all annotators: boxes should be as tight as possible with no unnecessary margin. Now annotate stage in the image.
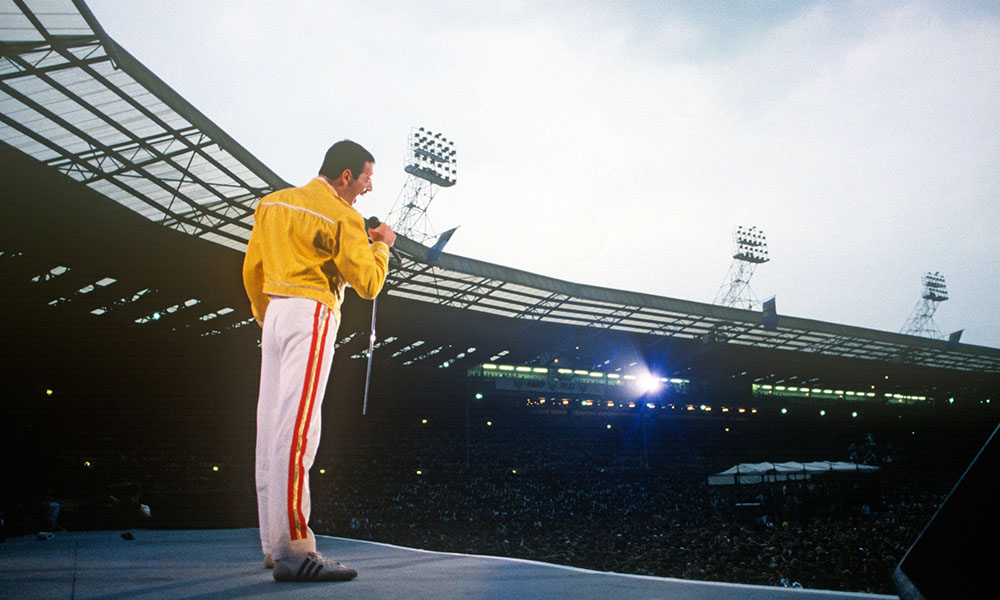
[0,528,896,599]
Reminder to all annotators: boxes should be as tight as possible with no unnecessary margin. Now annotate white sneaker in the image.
[272,551,357,582]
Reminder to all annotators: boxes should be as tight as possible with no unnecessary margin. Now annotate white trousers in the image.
[255,296,339,560]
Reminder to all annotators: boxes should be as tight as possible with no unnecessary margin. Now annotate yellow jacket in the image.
[242,178,390,325]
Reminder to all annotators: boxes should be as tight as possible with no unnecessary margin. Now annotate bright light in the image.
[212,466,219,472]
[646,403,656,409]
[851,411,858,418]
[781,408,788,414]
[319,469,326,474]
[606,424,612,429]
[511,469,517,474]
[416,470,423,475]
[421,419,428,424]
[638,373,661,393]
[820,410,826,416]
[45,389,53,396]
[475,393,483,400]
[486,421,493,426]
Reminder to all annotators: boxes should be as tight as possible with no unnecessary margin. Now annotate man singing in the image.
[243,140,395,582]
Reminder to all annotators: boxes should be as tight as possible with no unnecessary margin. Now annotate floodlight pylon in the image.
[387,127,457,244]
[714,225,770,310]
[900,271,948,339]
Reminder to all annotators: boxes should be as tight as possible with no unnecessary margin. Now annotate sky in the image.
[86,0,1000,348]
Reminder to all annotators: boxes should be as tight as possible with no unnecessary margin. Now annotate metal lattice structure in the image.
[901,272,949,339]
[387,127,457,244]
[387,236,999,375]
[0,0,288,252]
[714,225,770,310]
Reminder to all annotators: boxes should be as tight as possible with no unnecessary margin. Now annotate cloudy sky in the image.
[87,0,1000,348]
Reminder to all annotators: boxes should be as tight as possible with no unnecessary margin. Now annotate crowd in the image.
[3,399,993,595]
[302,413,963,594]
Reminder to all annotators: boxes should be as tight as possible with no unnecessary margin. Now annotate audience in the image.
[3,399,993,595]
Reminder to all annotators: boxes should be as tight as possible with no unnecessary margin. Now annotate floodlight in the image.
[714,225,770,309]
[638,374,661,394]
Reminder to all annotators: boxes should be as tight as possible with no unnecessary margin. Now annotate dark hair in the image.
[319,140,375,181]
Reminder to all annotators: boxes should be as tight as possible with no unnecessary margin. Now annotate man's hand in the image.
[368,222,396,247]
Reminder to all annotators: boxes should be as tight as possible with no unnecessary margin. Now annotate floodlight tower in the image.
[387,127,457,244]
[900,271,948,339]
[714,225,770,310]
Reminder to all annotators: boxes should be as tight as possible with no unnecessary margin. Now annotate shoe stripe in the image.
[308,559,323,580]
[295,557,313,580]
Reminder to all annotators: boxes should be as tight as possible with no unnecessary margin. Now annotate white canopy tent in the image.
[707,461,880,485]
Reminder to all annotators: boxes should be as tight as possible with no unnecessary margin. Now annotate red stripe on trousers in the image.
[287,302,323,539]
[293,305,329,538]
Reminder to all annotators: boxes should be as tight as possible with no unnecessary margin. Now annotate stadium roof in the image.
[0,0,288,251]
[3,0,999,387]
[389,236,999,375]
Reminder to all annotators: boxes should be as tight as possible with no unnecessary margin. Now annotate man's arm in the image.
[242,227,268,326]
[332,215,392,299]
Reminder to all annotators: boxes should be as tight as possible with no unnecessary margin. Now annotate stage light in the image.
[606,424,612,429]
[852,411,858,418]
[486,421,492,426]
[83,461,91,468]
[319,469,326,474]
[475,393,483,400]
[212,466,219,472]
[781,408,788,414]
[638,374,661,393]
[820,410,826,416]
[421,419,428,424]
[416,470,423,475]
[45,389,53,396]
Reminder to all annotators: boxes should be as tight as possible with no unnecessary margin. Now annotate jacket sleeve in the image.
[242,225,268,326]
[331,216,390,300]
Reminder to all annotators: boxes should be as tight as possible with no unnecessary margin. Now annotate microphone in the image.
[365,216,403,263]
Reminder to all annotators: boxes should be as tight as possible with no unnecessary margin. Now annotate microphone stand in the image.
[362,295,377,416]
[362,216,397,415]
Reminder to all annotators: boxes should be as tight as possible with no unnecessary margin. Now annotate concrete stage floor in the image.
[0,528,897,599]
